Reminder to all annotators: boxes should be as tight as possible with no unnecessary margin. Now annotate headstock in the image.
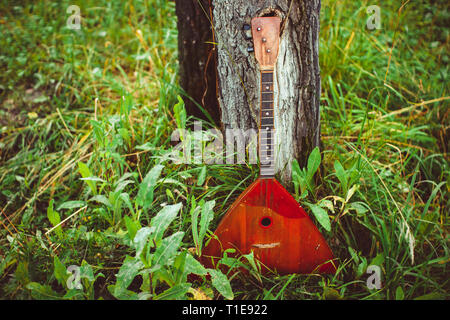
[250,17,281,69]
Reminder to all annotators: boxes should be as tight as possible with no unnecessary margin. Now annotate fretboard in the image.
[259,70,275,177]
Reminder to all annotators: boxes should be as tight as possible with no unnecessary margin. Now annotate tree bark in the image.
[176,0,321,184]
[174,0,221,126]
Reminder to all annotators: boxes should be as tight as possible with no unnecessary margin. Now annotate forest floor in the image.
[0,1,448,300]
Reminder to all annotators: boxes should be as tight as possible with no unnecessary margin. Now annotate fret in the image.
[260,159,274,165]
[261,118,274,126]
[260,141,273,148]
[260,152,274,157]
[261,158,274,163]
[260,131,273,141]
[260,145,274,151]
[261,92,273,101]
[261,110,274,117]
[260,135,273,142]
[261,126,274,132]
[259,70,275,176]
[262,83,273,92]
[261,72,273,82]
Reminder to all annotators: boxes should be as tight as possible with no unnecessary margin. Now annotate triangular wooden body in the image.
[201,178,336,274]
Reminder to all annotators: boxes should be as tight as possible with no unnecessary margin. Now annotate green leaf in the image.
[348,247,359,264]
[208,269,234,300]
[395,286,404,300]
[292,158,301,177]
[334,160,348,195]
[197,166,207,186]
[119,128,130,145]
[350,202,368,215]
[53,256,68,288]
[218,255,245,270]
[345,184,358,203]
[356,258,368,278]
[80,176,105,183]
[136,142,154,151]
[57,200,86,210]
[166,188,175,202]
[291,159,308,199]
[369,252,385,267]
[152,231,185,268]
[32,95,48,103]
[63,289,84,300]
[173,250,188,284]
[184,254,208,277]
[133,226,155,259]
[137,164,164,209]
[319,199,335,214]
[192,200,215,255]
[108,284,139,300]
[119,192,134,216]
[151,203,182,242]
[115,256,144,296]
[47,199,62,239]
[191,203,200,255]
[306,147,321,181]
[89,195,112,208]
[124,216,141,241]
[173,95,186,132]
[198,201,215,251]
[78,162,97,195]
[79,260,95,282]
[154,283,191,300]
[47,199,60,226]
[15,261,30,286]
[0,255,16,279]
[291,159,301,192]
[414,292,446,300]
[26,282,60,300]
[140,272,151,293]
[305,203,331,232]
[242,251,261,275]
[323,287,342,300]
[90,119,105,148]
[114,179,134,194]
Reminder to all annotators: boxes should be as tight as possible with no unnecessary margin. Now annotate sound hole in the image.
[260,216,272,228]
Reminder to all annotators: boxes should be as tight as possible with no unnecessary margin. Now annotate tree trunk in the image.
[176,0,321,184]
[174,0,221,126]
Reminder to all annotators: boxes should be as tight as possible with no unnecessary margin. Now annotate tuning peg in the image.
[243,24,252,40]
[247,46,254,53]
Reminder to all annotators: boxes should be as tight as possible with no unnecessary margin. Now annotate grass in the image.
[0,0,448,300]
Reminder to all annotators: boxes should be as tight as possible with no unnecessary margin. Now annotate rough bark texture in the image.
[175,0,220,126]
[176,0,321,184]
